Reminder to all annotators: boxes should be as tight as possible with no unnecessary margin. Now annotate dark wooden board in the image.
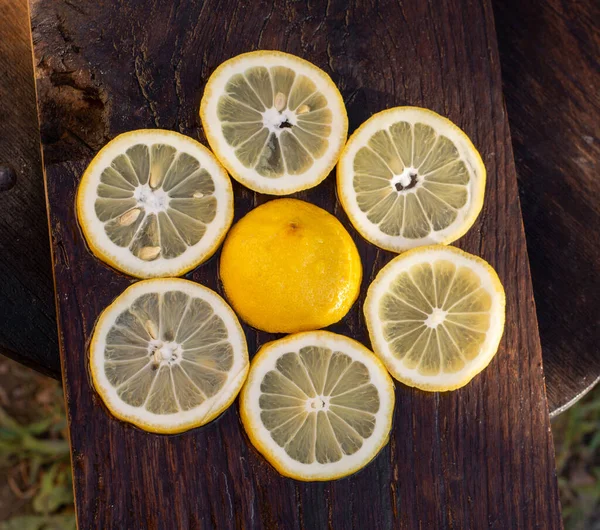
[0,0,58,377]
[493,0,600,415]
[4,0,597,416]
[28,0,564,527]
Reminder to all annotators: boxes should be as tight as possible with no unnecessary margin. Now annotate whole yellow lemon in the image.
[219,199,362,333]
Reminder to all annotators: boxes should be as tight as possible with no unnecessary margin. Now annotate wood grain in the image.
[493,0,600,415]
[29,0,564,527]
[0,0,58,377]
[2,0,597,417]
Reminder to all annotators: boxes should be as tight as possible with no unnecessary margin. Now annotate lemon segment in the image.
[337,107,486,252]
[240,331,395,481]
[219,199,362,333]
[201,51,348,195]
[364,245,505,391]
[89,278,249,433]
[77,130,234,278]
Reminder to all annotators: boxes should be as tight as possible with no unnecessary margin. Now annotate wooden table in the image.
[1,0,597,415]
[493,0,600,415]
[10,0,566,528]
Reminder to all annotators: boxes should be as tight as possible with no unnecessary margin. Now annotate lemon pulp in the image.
[240,331,394,480]
[201,51,348,194]
[338,107,486,252]
[364,245,505,391]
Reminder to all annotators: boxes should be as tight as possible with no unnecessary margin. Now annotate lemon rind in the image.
[240,330,395,481]
[337,106,486,253]
[200,50,348,195]
[364,245,505,392]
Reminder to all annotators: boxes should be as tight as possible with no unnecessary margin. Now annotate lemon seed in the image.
[149,168,162,189]
[119,208,141,226]
[139,246,161,261]
[296,104,311,115]
[145,320,158,340]
[274,92,287,111]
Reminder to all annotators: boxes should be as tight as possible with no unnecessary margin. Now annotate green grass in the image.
[552,385,600,530]
[0,396,75,530]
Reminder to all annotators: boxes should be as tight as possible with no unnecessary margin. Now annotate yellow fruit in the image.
[240,331,395,481]
[200,50,348,195]
[89,278,249,433]
[77,129,234,278]
[364,245,505,391]
[337,107,486,252]
[219,199,362,333]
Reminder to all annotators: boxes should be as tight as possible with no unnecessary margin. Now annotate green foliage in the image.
[0,515,76,530]
[552,386,600,530]
[0,406,75,530]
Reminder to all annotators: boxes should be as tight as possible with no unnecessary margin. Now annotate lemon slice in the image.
[200,51,348,195]
[337,107,486,252]
[240,331,394,481]
[89,278,248,433]
[364,245,505,391]
[77,130,234,278]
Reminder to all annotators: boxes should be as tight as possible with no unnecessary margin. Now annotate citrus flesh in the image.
[364,245,505,391]
[89,278,248,433]
[240,331,395,480]
[338,107,486,252]
[219,199,362,333]
[200,51,348,195]
[77,130,233,278]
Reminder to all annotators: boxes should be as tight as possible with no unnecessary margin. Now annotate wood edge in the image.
[485,0,556,425]
[26,2,81,528]
[550,377,600,419]
[0,343,60,380]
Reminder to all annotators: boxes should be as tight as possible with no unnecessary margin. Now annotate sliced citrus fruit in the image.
[200,51,348,195]
[77,129,234,278]
[337,107,486,252]
[364,245,505,391]
[89,278,248,433]
[240,331,394,480]
[219,199,362,333]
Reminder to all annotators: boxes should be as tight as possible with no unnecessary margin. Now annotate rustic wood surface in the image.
[26,0,564,528]
[0,0,59,377]
[493,0,600,415]
[2,0,597,416]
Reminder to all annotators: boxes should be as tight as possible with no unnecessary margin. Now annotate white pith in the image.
[78,130,233,278]
[91,279,249,432]
[242,331,394,480]
[202,52,348,194]
[133,184,170,214]
[365,247,505,389]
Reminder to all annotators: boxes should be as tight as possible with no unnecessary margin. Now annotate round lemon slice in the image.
[338,107,486,252]
[200,51,348,195]
[90,278,249,433]
[364,245,505,391]
[77,129,234,278]
[240,331,394,481]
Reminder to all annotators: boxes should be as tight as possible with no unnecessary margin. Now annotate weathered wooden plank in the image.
[29,0,562,527]
[4,0,598,417]
[0,0,58,377]
[494,0,600,415]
